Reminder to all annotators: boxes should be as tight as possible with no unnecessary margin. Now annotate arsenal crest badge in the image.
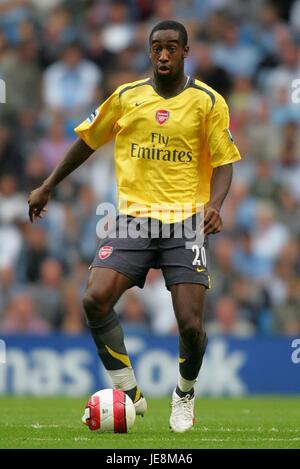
[99,245,113,260]
[156,109,169,125]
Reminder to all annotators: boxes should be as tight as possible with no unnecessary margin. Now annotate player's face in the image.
[150,30,189,79]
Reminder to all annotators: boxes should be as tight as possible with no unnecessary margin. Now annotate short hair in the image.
[149,20,188,47]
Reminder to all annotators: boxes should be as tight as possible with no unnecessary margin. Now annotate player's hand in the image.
[28,186,50,223]
[204,206,223,235]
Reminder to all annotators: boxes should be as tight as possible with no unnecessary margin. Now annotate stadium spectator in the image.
[133,269,178,335]
[0,265,15,313]
[191,41,232,98]
[232,230,272,281]
[71,184,100,263]
[0,39,41,116]
[206,296,255,336]
[277,187,300,234]
[273,278,300,335]
[39,6,76,67]
[249,160,280,202]
[38,115,72,171]
[252,201,290,262]
[212,16,262,77]
[31,258,64,329]
[42,41,102,119]
[0,291,51,334]
[0,124,24,181]
[101,0,135,54]
[23,152,48,192]
[0,222,22,271]
[60,281,86,335]
[266,38,300,103]
[274,140,300,201]
[0,174,27,225]
[118,289,151,331]
[16,224,50,283]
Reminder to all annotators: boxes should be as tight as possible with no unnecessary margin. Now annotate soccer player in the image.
[28,20,241,432]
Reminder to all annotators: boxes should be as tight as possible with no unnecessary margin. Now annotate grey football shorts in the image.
[91,214,210,290]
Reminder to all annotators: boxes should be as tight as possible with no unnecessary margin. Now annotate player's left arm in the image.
[205,93,241,235]
[204,163,232,235]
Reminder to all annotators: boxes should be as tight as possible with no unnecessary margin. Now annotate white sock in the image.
[107,367,137,391]
[177,374,197,393]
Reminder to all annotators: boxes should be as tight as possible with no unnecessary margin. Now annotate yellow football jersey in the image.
[75,77,241,223]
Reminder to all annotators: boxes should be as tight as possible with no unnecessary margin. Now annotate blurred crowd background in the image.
[0,0,300,337]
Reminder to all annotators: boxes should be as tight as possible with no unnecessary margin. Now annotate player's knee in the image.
[179,318,204,342]
[82,287,113,320]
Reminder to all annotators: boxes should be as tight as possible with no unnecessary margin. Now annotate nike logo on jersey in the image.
[87,109,99,123]
[196,267,206,273]
[226,128,234,143]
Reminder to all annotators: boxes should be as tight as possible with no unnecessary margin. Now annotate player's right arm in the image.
[28,84,124,223]
[28,138,93,223]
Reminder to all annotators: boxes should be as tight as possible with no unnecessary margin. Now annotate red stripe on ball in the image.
[113,390,127,433]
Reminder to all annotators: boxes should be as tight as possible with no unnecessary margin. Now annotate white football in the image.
[82,388,136,433]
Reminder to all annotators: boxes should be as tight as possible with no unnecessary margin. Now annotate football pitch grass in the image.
[0,396,299,449]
